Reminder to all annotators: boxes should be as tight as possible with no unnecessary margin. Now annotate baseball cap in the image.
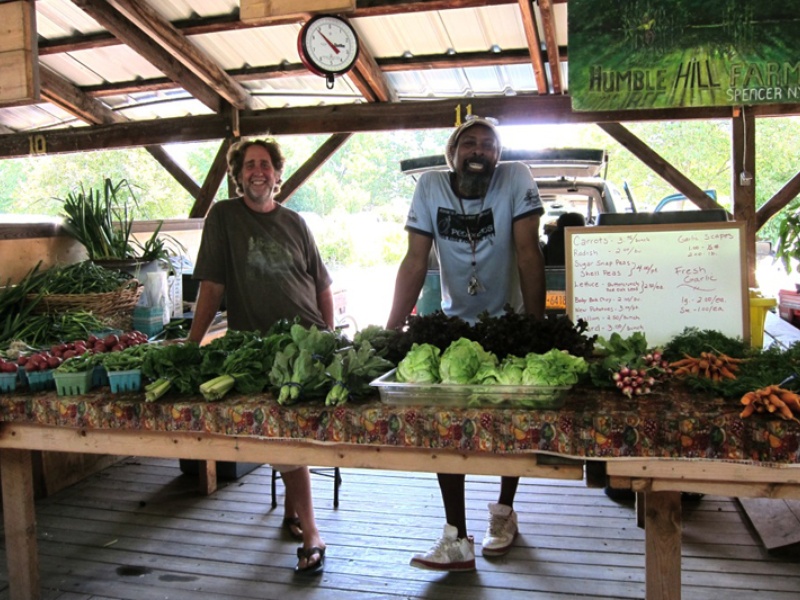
[444,115,502,171]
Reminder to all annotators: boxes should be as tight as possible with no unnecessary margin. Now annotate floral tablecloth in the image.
[1,385,798,464]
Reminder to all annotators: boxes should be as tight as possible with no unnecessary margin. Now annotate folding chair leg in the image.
[272,466,342,508]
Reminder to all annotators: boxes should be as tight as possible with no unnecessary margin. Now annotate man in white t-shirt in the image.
[386,116,546,571]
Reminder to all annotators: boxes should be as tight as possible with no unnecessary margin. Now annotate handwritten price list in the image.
[567,223,746,347]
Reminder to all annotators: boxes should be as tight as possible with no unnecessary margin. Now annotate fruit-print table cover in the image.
[0,384,798,464]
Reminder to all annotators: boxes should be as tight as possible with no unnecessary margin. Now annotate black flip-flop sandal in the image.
[282,517,303,541]
[295,546,325,575]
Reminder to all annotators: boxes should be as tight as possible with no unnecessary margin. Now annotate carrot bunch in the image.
[669,351,744,382]
[740,385,800,422]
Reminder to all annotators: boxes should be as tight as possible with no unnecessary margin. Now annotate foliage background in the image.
[0,117,798,267]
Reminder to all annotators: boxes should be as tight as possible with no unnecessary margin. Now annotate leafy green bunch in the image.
[57,178,178,263]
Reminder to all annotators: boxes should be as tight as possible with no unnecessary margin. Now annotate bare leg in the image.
[437,473,467,538]
[498,476,519,508]
[280,467,325,569]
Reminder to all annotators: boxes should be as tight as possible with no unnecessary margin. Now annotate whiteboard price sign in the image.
[566,222,748,347]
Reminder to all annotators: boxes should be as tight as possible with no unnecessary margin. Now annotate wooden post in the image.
[0,449,40,600]
[644,491,682,600]
[732,108,757,288]
[199,459,218,495]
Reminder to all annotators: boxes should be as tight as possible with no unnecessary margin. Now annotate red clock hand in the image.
[319,32,340,54]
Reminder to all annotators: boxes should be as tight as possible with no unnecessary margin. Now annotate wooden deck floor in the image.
[2,457,799,600]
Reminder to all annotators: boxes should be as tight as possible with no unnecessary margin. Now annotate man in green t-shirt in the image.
[190,138,332,575]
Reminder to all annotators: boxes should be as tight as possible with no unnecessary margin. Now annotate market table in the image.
[2,386,800,600]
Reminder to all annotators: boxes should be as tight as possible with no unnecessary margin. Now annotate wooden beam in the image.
[190,139,232,218]
[350,42,398,103]
[39,66,123,125]
[644,491,682,600]
[39,66,203,201]
[104,0,252,110]
[2,95,800,159]
[71,0,222,113]
[732,110,757,287]
[537,0,562,94]
[757,170,800,231]
[598,122,729,214]
[276,133,353,204]
[0,449,39,600]
[517,0,548,94]
[143,145,202,200]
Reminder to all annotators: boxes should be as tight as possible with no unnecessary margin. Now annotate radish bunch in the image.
[0,357,18,373]
[610,351,671,398]
[16,330,150,372]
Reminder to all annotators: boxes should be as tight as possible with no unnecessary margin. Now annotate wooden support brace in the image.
[0,449,40,600]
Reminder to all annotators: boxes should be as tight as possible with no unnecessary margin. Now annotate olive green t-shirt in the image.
[193,198,332,332]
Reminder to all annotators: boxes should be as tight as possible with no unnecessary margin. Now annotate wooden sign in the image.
[240,0,355,21]
[566,222,748,347]
[0,0,38,107]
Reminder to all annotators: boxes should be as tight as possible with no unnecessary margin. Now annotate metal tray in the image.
[370,369,568,409]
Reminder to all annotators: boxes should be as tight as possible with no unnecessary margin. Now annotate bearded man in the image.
[386,116,546,571]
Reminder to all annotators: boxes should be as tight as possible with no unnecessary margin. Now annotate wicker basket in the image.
[27,279,143,329]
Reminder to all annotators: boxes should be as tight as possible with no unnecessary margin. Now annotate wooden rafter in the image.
[40,66,202,201]
[104,0,252,110]
[517,0,548,94]
[276,133,353,205]
[598,122,729,215]
[71,0,222,113]
[350,43,398,103]
[757,172,800,231]
[190,139,232,218]
[537,0,562,94]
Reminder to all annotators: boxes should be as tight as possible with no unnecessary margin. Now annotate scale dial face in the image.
[298,15,359,78]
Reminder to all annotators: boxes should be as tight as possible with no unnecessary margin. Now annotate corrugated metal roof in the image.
[0,1,570,133]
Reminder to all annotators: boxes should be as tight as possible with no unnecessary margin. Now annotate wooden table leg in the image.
[0,449,40,600]
[644,490,682,600]
[198,459,217,495]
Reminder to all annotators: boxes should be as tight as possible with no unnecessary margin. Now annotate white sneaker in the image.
[410,523,476,572]
[481,502,518,556]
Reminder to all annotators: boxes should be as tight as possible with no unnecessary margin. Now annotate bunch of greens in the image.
[473,308,597,359]
[325,341,394,406]
[97,344,152,372]
[141,342,204,402]
[269,325,343,405]
[55,351,99,373]
[199,329,272,379]
[57,178,178,262]
[439,338,497,384]
[199,334,289,401]
[353,325,400,361]
[395,343,441,384]
[35,261,132,295]
[5,310,108,348]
